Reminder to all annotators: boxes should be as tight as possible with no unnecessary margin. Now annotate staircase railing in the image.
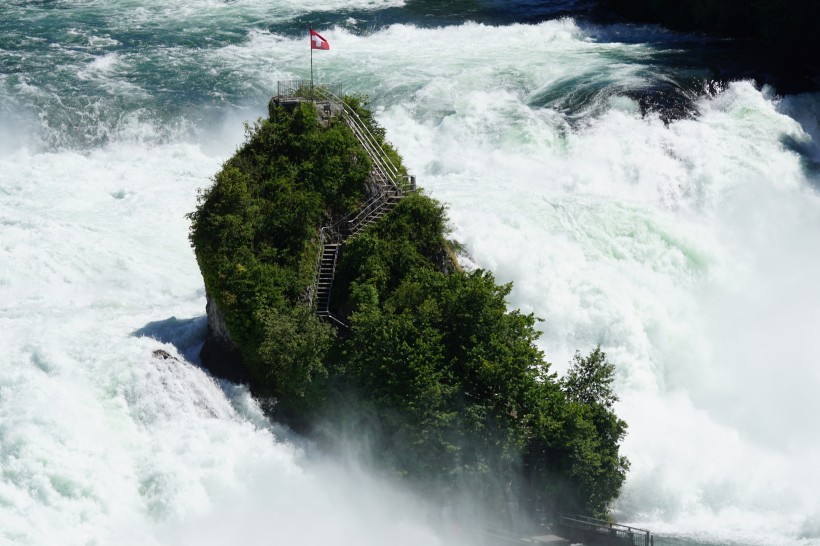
[346,190,399,235]
[312,87,415,195]
[280,82,417,326]
[276,80,344,101]
[310,226,341,307]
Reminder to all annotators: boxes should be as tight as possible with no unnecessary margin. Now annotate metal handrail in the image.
[313,87,413,195]
[559,515,652,546]
[277,80,413,195]
[339,110,402,193]
[282,80,417,326]
[562,514,651,534]
[313,86,399,175]
[347,190,398,231]
[309,229,324,309]
[346,117,401,183]
[276,80,344,100]
[310,226,340,309]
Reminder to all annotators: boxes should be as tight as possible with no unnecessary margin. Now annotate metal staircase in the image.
[279,81,417,326]
[314,239,340,319]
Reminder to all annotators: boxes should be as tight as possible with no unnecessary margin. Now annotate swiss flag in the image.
[310,29,330,50]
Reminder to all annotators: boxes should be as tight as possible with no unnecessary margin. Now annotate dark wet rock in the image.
[199,295,249,384]
[152,349,180,362]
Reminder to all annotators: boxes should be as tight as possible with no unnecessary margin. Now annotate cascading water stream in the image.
[2,2,819,544]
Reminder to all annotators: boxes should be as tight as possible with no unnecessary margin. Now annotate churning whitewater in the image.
[2,1,820,545]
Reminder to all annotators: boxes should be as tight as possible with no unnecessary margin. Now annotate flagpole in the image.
[309,26,314,98]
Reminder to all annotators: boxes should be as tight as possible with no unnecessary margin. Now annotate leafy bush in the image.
[189,101,369,389]
[257,304,335,423]
[189,98,629,519]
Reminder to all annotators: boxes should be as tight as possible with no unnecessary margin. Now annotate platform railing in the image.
[559,515,653,546]
[276,80,344,100]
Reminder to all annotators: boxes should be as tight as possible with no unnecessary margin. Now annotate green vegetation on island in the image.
[188,98,629,519]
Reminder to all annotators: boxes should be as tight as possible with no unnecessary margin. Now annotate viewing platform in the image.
[474,515,654,546]
[555,515,654,546]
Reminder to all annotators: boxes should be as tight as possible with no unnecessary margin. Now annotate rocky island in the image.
[187,87,630,523]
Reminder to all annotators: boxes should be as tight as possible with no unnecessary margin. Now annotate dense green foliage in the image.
[556,348,630,515]
[188,101,368,411]
[189,100,629,519]
[344,291,623,509]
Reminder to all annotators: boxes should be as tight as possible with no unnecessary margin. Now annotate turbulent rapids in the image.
[2,1,820,545]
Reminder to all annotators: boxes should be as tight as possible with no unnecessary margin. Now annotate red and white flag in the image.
[310,29,330,50]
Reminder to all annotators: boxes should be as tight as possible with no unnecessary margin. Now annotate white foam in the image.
[93,0,404,28]
[84,52,121,74]
[5,13,820,545]
[345,22,820,545]
[88,35,122,48]
[0,132,450,545]
[191,20,820,541]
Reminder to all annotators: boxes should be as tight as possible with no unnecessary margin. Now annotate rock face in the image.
[199,294,248,383]
[152,349,180,362]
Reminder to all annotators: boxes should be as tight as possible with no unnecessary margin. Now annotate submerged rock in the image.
[152,349,177,361]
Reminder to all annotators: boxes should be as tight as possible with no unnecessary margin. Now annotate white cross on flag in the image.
[310,29,330,50]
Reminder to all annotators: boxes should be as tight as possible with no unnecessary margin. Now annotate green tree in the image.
[562,347,618,409]
[559,347,630,516]
[190,98,631,521]
[257,304,336,422]
[188,101,369,395]
[334,268,547,504]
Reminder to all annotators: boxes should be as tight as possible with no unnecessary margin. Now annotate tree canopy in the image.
[189,98,630,520]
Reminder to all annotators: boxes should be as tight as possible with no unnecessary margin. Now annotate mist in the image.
[4,2,820,543]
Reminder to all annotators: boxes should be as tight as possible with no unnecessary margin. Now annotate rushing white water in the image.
[3,6,820,545]
[365,24,820,545]
[0,137,449,545]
